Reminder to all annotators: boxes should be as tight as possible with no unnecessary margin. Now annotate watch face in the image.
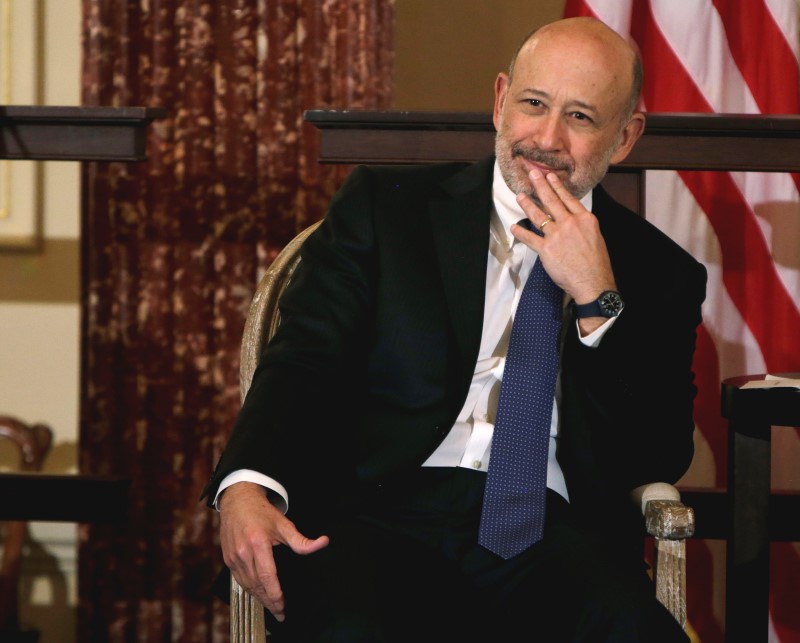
[599,291,624,316]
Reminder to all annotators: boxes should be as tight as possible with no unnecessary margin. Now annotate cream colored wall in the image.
[0,2,81,451]
[0,1,81,642]
[394,0,565,110]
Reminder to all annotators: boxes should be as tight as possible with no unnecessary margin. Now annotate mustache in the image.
[510,145,574,175]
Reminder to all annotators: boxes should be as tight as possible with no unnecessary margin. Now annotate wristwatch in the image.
[574,290,625,319]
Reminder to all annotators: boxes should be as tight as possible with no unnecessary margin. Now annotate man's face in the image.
[493,30,642,202]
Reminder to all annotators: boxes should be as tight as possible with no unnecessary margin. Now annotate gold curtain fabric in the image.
[79,1,394,640]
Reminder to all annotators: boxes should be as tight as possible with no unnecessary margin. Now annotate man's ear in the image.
[493,73,510,131]
[609,112,646,164]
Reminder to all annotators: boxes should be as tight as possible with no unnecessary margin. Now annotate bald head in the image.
[492,16,646,199]
[508,17,642,119]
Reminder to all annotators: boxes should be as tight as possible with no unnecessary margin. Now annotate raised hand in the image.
[511,168,620,332]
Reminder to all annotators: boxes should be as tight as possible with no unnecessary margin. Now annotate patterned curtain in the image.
[78,1,394,640]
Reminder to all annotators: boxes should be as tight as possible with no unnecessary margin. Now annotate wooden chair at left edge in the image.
[0,416,54,643]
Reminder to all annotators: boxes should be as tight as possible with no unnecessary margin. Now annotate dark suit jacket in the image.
[204,155,707,556]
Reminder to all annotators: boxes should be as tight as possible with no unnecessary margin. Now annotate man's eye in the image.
[526,99,542,107]
[571,111,591,121]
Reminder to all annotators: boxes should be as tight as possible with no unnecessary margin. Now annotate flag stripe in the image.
[712,0,800,114]
[765,0,800,59]
[649,0,757,113]
[628,2,800,369]
[629,1,712,112]
[710,0,800,197]
[679,169,800,370]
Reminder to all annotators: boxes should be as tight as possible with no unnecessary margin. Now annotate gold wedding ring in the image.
[539,217,553,231]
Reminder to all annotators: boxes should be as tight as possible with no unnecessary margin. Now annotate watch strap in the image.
[574,290,624,319]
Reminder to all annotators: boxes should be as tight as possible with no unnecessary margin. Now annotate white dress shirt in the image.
[215,161,615,511]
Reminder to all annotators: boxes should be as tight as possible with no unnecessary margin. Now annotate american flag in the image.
[563,1,800,641]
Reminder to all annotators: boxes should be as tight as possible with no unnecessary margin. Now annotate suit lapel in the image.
[428,157,494,394]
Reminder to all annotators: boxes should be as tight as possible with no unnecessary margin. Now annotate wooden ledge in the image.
[0,105,167,161]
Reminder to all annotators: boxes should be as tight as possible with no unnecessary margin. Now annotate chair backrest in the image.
[239,221,323,400]
[232,221,321,643]
[0,416,53,633]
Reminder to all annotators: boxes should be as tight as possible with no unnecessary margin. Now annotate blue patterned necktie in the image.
[478,219,563,559]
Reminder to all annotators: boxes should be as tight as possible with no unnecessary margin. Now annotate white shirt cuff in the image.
[213,469,289,513]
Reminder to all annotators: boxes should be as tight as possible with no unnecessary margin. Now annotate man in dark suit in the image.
[204,16,706,642]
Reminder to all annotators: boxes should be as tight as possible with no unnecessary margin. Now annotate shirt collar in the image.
[491,161,593,246]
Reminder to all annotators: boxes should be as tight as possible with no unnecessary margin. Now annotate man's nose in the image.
[533,114,565,151]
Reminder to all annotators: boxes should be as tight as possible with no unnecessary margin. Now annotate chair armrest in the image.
[631,483,694,630]
[631,482,695,539]
[231,577,267,643]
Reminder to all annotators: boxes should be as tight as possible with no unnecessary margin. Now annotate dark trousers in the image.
[254,468,688,643]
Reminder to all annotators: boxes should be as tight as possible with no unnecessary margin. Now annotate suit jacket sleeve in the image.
[202,165,381,507]
[201,160,484,510]
[558,186,708,516]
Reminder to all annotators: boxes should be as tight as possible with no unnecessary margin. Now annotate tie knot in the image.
[517,218,543,238]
